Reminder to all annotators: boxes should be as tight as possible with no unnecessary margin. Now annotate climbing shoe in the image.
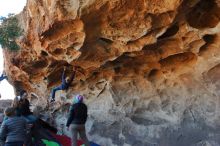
[50,98,55,103]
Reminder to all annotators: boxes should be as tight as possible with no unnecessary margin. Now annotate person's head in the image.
[73,94,84,104]
[65,77,70,83]
[4,107,15,117]
[19,90,27,99]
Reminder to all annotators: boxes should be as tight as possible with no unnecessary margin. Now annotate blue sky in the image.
[0,0,27,99]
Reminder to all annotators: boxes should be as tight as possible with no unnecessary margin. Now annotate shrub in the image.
[0,14,23,51]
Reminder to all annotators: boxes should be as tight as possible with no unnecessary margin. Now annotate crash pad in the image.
[53,134,100,146]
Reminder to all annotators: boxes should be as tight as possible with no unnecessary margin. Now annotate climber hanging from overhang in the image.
[49,66,79,103]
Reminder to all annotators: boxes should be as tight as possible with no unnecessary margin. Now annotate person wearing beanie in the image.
[66,95,90,146]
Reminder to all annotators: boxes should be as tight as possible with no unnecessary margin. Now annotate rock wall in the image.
[3,0,220,145]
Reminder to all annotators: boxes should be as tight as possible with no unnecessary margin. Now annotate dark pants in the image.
[51,86,63,100]
[4,142,23,146]
[70,124,90,146]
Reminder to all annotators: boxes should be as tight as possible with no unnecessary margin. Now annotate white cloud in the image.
[0,0,27,17]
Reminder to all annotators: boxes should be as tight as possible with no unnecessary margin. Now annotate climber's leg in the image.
[50,86,62,101]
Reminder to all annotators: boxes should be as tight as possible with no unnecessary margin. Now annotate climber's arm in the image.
[69,70,76,84]
[61,68,66,83]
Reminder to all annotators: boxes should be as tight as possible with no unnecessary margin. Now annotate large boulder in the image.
[3,0,220,145]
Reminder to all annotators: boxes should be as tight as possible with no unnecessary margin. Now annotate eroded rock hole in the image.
[32,60,48,69]
[41,50,48,56]
[187,0,220,28]
[114,67,121,73]
[158,24,179,40]
[41,20,67,38]
[92,71,99,76]
[99,37,113,44]
[52,48,65,55]
[149,69,159,77]
[202,34,216,43]
[48,60,68,68]
[11,58,20,66]
[196,0,216,10]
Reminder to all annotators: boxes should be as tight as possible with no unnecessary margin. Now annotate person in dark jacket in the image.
[66,95,90,146]
[18,90,32,116]
[0,107,27,146]
[50,67,76,102]
[10,90,37,146]
[11,90,31,117]
[18,90,38,146]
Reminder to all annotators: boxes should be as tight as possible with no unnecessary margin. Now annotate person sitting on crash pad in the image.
[50,66,76,102]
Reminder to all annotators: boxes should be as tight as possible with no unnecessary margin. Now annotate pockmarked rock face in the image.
[3,0,220,145]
